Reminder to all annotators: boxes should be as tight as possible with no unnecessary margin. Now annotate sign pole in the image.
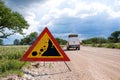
[43,61,45,66]
[64,61,71,71]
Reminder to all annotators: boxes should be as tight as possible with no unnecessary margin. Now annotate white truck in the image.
[66,34,80,50]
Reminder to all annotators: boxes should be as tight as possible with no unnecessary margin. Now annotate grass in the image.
[0,45,30,77]
[103,43,120,49]
[0,45,65,78]
[82,43,120,49]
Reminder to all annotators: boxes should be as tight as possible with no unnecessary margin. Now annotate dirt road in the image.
[19,46,120,80]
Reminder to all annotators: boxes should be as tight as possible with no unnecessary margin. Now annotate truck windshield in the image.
[68,35,78,37]
[68,37,79,41]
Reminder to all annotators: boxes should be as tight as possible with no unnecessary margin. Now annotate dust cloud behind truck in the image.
[66,34,80,50]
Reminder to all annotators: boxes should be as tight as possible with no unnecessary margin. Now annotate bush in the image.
[117,44,120,49]
[92,44,96,47]
[0,60,23,73]
[82,43,120,49]
[106,44,115,48]
[104,43,119,49]
[82,37,107,44]
[0,46,29,77]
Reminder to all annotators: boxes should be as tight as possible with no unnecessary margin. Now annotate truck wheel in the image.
[67,47,69,50]
[76,47,78,50]
[78,47,80,50]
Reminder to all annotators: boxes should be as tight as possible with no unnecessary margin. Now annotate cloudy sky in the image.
[3,0,120,44]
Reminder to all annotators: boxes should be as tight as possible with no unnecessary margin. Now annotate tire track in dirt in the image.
[80,46,120,80]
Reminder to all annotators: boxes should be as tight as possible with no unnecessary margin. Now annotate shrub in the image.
[0,46,29,77]
[105,43,117,48]
[0,60,23,73]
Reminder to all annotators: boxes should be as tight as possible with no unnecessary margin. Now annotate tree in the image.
[20,32,38,45]
[0,0,29,38]
[13,39,20,45]
[82,37,107,44]
[28,32,38,44]
[0,39,3,45]
[20,37,29,45]
[108,30,120,43]
[56,38,67,45]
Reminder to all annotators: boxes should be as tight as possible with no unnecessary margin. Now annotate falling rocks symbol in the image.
[41,39,60,56]
[20,27,70,61]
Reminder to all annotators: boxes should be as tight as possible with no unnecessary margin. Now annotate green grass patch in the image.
[82,43,120,49]
[60,45,65,48]
[0,46,30,77]
[104,43,120,49]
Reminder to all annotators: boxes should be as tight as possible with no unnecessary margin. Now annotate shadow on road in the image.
[23,70,70,77]
[63,49,80,51]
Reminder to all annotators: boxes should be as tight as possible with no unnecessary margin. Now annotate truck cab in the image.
[67,34,80,50]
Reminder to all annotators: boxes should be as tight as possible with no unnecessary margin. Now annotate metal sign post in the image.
[64,61,71,71]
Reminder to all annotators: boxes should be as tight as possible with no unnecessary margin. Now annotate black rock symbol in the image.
[41,39,60,56]
[32,51,37,56]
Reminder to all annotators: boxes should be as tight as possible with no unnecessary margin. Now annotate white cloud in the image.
[107,9,120,18]
[23,12,40,35]
[20,0,65,34]
[38,0,115,23]
[5,0,120,29]
[3,0,120,44]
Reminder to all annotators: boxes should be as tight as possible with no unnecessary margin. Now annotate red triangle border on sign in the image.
[20,27,70,61]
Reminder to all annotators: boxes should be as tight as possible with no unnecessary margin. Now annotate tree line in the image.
[13,32,67,45]
[13,30,120,46]
[13,32,38,45]
[82,30,120,44]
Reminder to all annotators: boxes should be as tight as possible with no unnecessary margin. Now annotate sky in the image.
[2,0,120,44]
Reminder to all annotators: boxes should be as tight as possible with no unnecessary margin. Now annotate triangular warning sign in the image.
[20,27,70,61]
